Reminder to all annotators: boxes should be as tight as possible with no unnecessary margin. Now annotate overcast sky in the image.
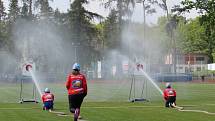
[3,0,199,24]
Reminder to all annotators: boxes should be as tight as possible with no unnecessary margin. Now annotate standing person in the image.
[66,63,87,121]
[201,75,205,82]
[42,88,54,111]
[163,83,176,107]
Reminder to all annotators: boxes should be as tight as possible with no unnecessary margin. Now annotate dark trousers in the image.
[43,101,54,110]
[68,93,86,113]
[165,96,176,107]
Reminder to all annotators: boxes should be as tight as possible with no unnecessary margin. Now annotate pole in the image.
[32,84,35,99]
[142,0,149,100]
[143,0,146,42]
[19,79,23,102]
[75,46,77,62]
[72,42,78,62]
[129,74,134,101]
[32,84,37,101]
[141,78,145,98]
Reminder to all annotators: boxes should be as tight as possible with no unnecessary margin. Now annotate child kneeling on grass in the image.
[163,83,176,107]
[42,88,54,111]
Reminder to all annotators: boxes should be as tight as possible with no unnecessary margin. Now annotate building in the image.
[165,53,209,73]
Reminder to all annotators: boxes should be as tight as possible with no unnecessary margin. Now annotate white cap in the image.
[166,83,171,88]
[44,88,50,93]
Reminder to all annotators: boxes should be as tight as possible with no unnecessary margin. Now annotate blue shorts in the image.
[43,101,54,110]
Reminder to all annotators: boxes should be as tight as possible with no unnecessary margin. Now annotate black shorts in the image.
[165,96,176,107]
[68,93,86,113]
[167,96,176,103]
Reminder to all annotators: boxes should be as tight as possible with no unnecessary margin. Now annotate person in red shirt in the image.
[42,88,54,111]
[66,63,87,121]
[163,83,176,107]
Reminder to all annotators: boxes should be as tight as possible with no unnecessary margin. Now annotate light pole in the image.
[137,0,146,48]
[137,0,148,100]
[142,0,146,43]
[72,42,80,62]
[75,46,77,62]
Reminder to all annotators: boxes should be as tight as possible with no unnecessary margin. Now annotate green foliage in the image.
[68,0,102,64]
[8,0,19,22]
[176,18,207,54]
[69,0,101,43]
[192,69,215,77]
[0,0,6,21]
[102,9,120,49]
[20,2,29,18]
[0,1,9,51]
[2,0,215,69]
[175,0,215,63]
[0,22,8,50]
[35,0,53,16]
[157,16,176,53]
[0,0,104,67]
[20,0,34,20]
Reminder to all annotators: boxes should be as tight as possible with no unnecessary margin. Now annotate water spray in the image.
[25,64,43,97]
[130,59,163,96]
[26,65,69,116]
[139,69,163,96]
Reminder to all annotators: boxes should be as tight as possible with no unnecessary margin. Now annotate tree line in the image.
[0,0,215,73]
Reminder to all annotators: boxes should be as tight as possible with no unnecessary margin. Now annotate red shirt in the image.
[163,88,176,100]
[42,93,54,102]
[66,73,87,95]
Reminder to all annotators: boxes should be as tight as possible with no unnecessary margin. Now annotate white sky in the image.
[2,0,199,24]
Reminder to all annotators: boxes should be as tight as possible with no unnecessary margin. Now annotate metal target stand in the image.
[19,76,39,103]
[128,73,149,102]
[19,63,39,103]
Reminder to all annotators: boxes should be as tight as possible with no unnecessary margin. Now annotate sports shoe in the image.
[74,108,80,121]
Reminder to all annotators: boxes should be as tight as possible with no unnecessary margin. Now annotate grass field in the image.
[1,80,215,121]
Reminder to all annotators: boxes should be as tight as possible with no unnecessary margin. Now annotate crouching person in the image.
[42,88,54,111]
[163,83,176,107]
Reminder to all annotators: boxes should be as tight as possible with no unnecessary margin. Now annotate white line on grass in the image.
[1,105,215,115]
[205,104,215,106]
[0,107,39,110]
[0,105,196,110]
[83,106,164,108]
[0,106,163,110]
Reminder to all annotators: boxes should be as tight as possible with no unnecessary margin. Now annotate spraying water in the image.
[130,59,163,96]
[139,69,163,96]
[28,68,43,97]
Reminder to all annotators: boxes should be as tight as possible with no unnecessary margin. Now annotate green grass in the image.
[1,81,215,121]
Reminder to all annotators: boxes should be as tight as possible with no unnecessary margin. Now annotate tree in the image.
[21,0,34,19]
[0,0,7,50]
[8,0,20,22]
[0,0,6,21]
[69,0,102,65]
[69,0,101,42]
[103,0,157,49]
[158,0,179,73]
[176,18,207,53]
[1,0,20,52]
[104,0,136,29]
[102,0,137,55]
[35,0,53,18]
[174,0,215,63]
[158,0,169,18]
[28,0,33,16]
[20,2,29,19]
[102,9,119,49]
